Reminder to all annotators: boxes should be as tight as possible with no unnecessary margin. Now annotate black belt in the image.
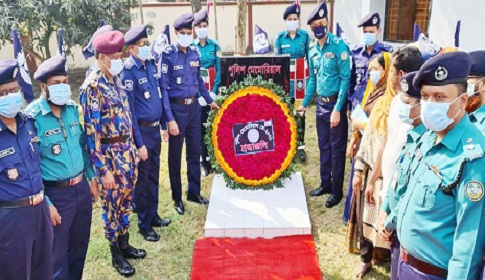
[43,173,84,188]
[169,97,196,105]
[138,120,160,127]
[0,190,44,209]
[100,135,129,144]
[401,247,448,278]
[320,95,338,103]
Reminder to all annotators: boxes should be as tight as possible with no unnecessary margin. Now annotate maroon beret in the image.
[93,31,125,54]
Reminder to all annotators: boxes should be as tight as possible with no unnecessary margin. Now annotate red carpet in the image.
[191,235,322,280]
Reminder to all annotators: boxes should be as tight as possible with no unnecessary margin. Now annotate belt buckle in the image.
[185,98,193,105]
[70,174,83,186]
[152,121,160,127]
[31,191,44,206]
[322,97,329,103]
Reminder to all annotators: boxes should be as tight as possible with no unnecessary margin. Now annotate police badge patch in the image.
[8,168,18,181]
[372,16,378,24]
[341,51,348,60]
[91,99,100,111]
[319,9,324,17]
[161,64,168,73]
[297,80,304,90]
[435,66,448,81]
[465,181,484,202]
[401,80,409,93]
[176,77,182,84]
[52,144,62,155]
[124,80,134,91]
[144,91,151,99]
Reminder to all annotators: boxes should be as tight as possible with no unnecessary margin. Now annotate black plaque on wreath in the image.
[232,119,275,156]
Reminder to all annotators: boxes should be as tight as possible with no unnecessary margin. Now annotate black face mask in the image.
[312,26,328,39]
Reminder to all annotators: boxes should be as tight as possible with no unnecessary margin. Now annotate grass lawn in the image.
[80,105,391,280]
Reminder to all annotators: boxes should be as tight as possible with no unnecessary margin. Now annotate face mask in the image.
[420,96,462,132]
[286,20,299,32]
[137,46,151,61]
[0,92,22,118]
[363,32,377,46]
[105,57,123,76]
[369,70,381,85]
[398,101,420,125]
[467,78,484,96]
[313,26,328,39]
[196,28,208,39]
[178,34,192,48]
[47,83,71,106]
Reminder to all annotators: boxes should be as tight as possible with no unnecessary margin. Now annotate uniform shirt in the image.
[303,33,351,111]
[0,113,43,201]
[79,70,135,177]
[381,123,427,229]
[25,96,95,182]
[397,116,485,279]
[192,38,222,94]
[470,104,485,132]
[349,42,393,110]
[158,44,213,123]
[86,63,98,78]
[274,29,310,98]
[121,55,164,149]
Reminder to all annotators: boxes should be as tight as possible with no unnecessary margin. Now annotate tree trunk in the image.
[235,0,248,55]
[191,0,202,13]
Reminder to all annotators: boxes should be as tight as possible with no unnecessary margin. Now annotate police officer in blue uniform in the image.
[121,25,171,242]
[298,2,351,208]
[349,12,393,111]
[274,2,311,162]
[25,55,96,280]
[396,52,485,279]
[467,50,485,130]
[159,14,220,215]
[84,25,114,78]
[0,59,53,279]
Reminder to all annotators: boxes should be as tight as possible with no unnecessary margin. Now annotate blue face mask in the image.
[137,46,151,61]
[363,32,377,46]
[369,70,381,85]
[104,56,123,76]
[312,26,328,39]
[0,92,23,118]
[47,83,71,106]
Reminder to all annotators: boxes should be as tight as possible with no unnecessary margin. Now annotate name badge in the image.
[324,52,335,59]
[281,44,290,48]
[139,78,147,84]
[414,148,423,161]
[190,61,200,67]
[174,65,183,70]
[45,128,61,137]
[0,147,15,159]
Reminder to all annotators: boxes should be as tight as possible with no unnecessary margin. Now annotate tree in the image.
[0,0,136,63]
[191,0,202,13]
[234,0,247,55]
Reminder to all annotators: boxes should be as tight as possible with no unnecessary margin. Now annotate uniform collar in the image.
[360,41,382,55]
[409,123,427,142]
[440,115,471,152]
[284,29,300,38]
[39,96,53,116]
[471,105,485,124]
[129,55,144,69]
[175,44,194,54]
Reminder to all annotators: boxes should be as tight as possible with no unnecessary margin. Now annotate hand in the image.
[162,130,169,142]
[352,173,363,191]
[209,102,220,110]
[168,121,180,136]
[49,204,62,226]
[365,181,376,205]
[198,96,207,107]
[352,119,364,131]
[298,105,306,112]
[138,145,148,161]
[346,139,357,158]
[330,110,341,128]
[90,178,99,203]
[378,211,390,240]
[101,171,116,190]
[209,92,217,101]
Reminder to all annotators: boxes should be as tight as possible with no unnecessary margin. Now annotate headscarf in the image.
[369,71,398,136]
[361,52,392,114]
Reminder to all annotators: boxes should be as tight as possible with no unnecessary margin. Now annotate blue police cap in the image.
[174,14,194,31]
[413,51,472,88]
[469,50,485,77]
[400,71,421,99]
[93,31,125,54]
[0,59,18,86]
[124,25,148,46]
[358,12,380,27]
[194,9,209,26]
[283,3,300,20]
[34,55,67,83]
[306,2,328,25]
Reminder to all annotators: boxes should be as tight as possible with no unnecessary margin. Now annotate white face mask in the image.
[369,70,381,85]
[196,28,208,39]
[0,92,22,118]
[137,46,151,61]
[398,100,420,125]
[286,20,299,32]
[104,56,123,76]
[178,34,192,47]
[420,95,462,132]
[467,77,484,96]
[47,83,71,106]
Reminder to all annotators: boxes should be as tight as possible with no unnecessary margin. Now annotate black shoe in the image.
[187,194,209,205]
[139,228,160,242]
[118,233,146,259]
[201,163,212,177]
[298,149,307,163]
[309,186,332,197]
[325,195,343,208]
[151,217,171,228]
[110,243,135,277]
[174,201,185,215]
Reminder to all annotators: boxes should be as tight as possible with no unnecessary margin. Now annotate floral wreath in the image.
[205,76,297,190]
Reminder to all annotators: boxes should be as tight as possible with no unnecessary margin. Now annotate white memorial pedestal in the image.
[204,172,311,238]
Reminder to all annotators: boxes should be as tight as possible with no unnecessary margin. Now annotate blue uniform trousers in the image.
[316,98,348,198]
[0,200,53,280]
[398,259,445,280]
[134,141,161,230]
[169,102,201,202]
[391,238,401,280]
[200,106,211,164]
[45,179,92,280]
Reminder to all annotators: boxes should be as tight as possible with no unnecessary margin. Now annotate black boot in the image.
[298,149,307,163]
[201,162,212,177]
[119,233,147,260]
[110,243,135,277]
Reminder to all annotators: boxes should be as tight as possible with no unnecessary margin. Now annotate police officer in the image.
[121,25,171,243]
[83,25,114,79]
[377,71,425,280]
[467,50,485,129]
[397,51,485,279]
[159,14,219,215]
[0,59,53,279]
[298,2,351,208]
[274,2,310,163]
[192,8,221,177]
[349,12,393,110]
[80,30,146,276]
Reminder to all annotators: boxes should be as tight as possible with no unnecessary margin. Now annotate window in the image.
[384,0,432,42]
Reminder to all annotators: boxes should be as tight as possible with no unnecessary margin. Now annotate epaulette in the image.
[19,111,34,120]
[24,101,41,117]
[352,45,364,53]
[383,44,394,52]
[462,135,485,162]
[298,29,309,36]
[189,45,197,51]
[309,39,318,49]
[163,44,176,54]
[275,31,286,39]
[332,36,342,45]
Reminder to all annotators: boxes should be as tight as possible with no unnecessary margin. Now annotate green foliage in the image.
[204,75,297,191]
[0,0,137,61]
